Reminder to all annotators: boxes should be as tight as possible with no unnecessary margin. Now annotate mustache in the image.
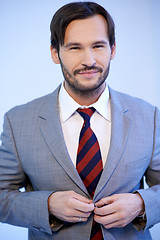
[73,66,103,76]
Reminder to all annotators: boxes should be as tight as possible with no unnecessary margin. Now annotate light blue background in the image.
[0,0,160,239]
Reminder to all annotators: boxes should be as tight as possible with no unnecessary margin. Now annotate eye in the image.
[93,45,104,49]
[69,46,81,50]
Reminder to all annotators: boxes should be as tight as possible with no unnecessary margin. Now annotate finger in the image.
[94,210,128,229]
[71,192,94,212]
[94,202,116,216]
[76,217,88,223]
[95,196,115,208]
[104,221,122,229]
[73,198,94,213]
[70,208,93,218]
[94,212,123,229]
[72,192,93,204]
[103,218,127,229]
[67,216,89,223]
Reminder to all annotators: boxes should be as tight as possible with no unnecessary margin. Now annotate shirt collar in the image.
[58,82,111,122]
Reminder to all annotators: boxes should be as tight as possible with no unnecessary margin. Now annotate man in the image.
[0,2,160,240]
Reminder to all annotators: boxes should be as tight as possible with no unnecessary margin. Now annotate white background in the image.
[0,0,160,239]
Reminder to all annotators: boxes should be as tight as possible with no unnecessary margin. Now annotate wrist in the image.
[134,192,145,216]
[48,192,56,215]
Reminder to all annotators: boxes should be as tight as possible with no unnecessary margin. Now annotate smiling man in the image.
[51,14,115,106]
[0,2,160,240]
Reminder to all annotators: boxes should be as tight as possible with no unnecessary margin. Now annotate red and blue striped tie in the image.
[76,107,103,240]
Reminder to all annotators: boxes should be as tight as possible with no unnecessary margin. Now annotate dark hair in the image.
[50,2,115,52]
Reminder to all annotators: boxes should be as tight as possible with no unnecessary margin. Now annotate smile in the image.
[79,70,99,75]
[74,66,103,76]
[78,70,100,78]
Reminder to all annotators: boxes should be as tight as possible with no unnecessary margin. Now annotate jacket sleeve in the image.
[0,113,56,235]
[136,107,160,231]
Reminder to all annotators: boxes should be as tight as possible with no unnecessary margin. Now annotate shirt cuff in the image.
[132,211,147,231]
[49,215,64,232]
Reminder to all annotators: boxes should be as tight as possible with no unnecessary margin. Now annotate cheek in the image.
[60,53,80,71]
[97,57,110,70]
[95,51,111,66]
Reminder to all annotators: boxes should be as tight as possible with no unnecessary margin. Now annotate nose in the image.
[81,49,96,67]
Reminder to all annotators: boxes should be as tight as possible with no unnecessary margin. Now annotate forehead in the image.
[63,14,109,44]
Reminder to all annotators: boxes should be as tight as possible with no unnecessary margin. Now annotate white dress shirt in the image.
[58,83,111,167]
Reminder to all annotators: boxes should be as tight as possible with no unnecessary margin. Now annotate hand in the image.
[94,193,145,229]
[48,190,94,223]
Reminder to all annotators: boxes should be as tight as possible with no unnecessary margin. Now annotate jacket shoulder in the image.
[7,94,50,118]
[6,85,60,121]
[109,87,156,113]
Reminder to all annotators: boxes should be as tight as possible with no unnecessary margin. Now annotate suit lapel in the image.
[38,86,88,196]
[38,86,132,199]
[94,88,132,200]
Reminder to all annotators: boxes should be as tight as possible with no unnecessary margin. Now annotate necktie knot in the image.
[77,107,95,123]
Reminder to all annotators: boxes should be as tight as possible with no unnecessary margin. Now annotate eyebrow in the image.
[64,40,108,48]
[93,41,108,45]
[64,43,81,48]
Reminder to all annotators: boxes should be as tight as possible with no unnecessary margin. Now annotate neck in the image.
[64,82,106,106]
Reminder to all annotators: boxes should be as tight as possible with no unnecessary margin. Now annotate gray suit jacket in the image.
[0,85,160,240]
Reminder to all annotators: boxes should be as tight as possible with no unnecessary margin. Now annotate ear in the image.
[50,46,60,64]
[111,42,116,60]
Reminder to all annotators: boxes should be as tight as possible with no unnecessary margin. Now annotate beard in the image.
[59,59,110,96]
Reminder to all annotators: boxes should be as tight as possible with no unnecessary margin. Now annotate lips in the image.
[79,69,99,74]
[73,66,103,76]
[79,69,99,75]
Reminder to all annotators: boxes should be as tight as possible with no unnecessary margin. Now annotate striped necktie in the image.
[76,107,103,240]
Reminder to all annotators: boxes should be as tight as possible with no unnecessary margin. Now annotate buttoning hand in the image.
[48,190,94,222]
[94,193,145,229]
